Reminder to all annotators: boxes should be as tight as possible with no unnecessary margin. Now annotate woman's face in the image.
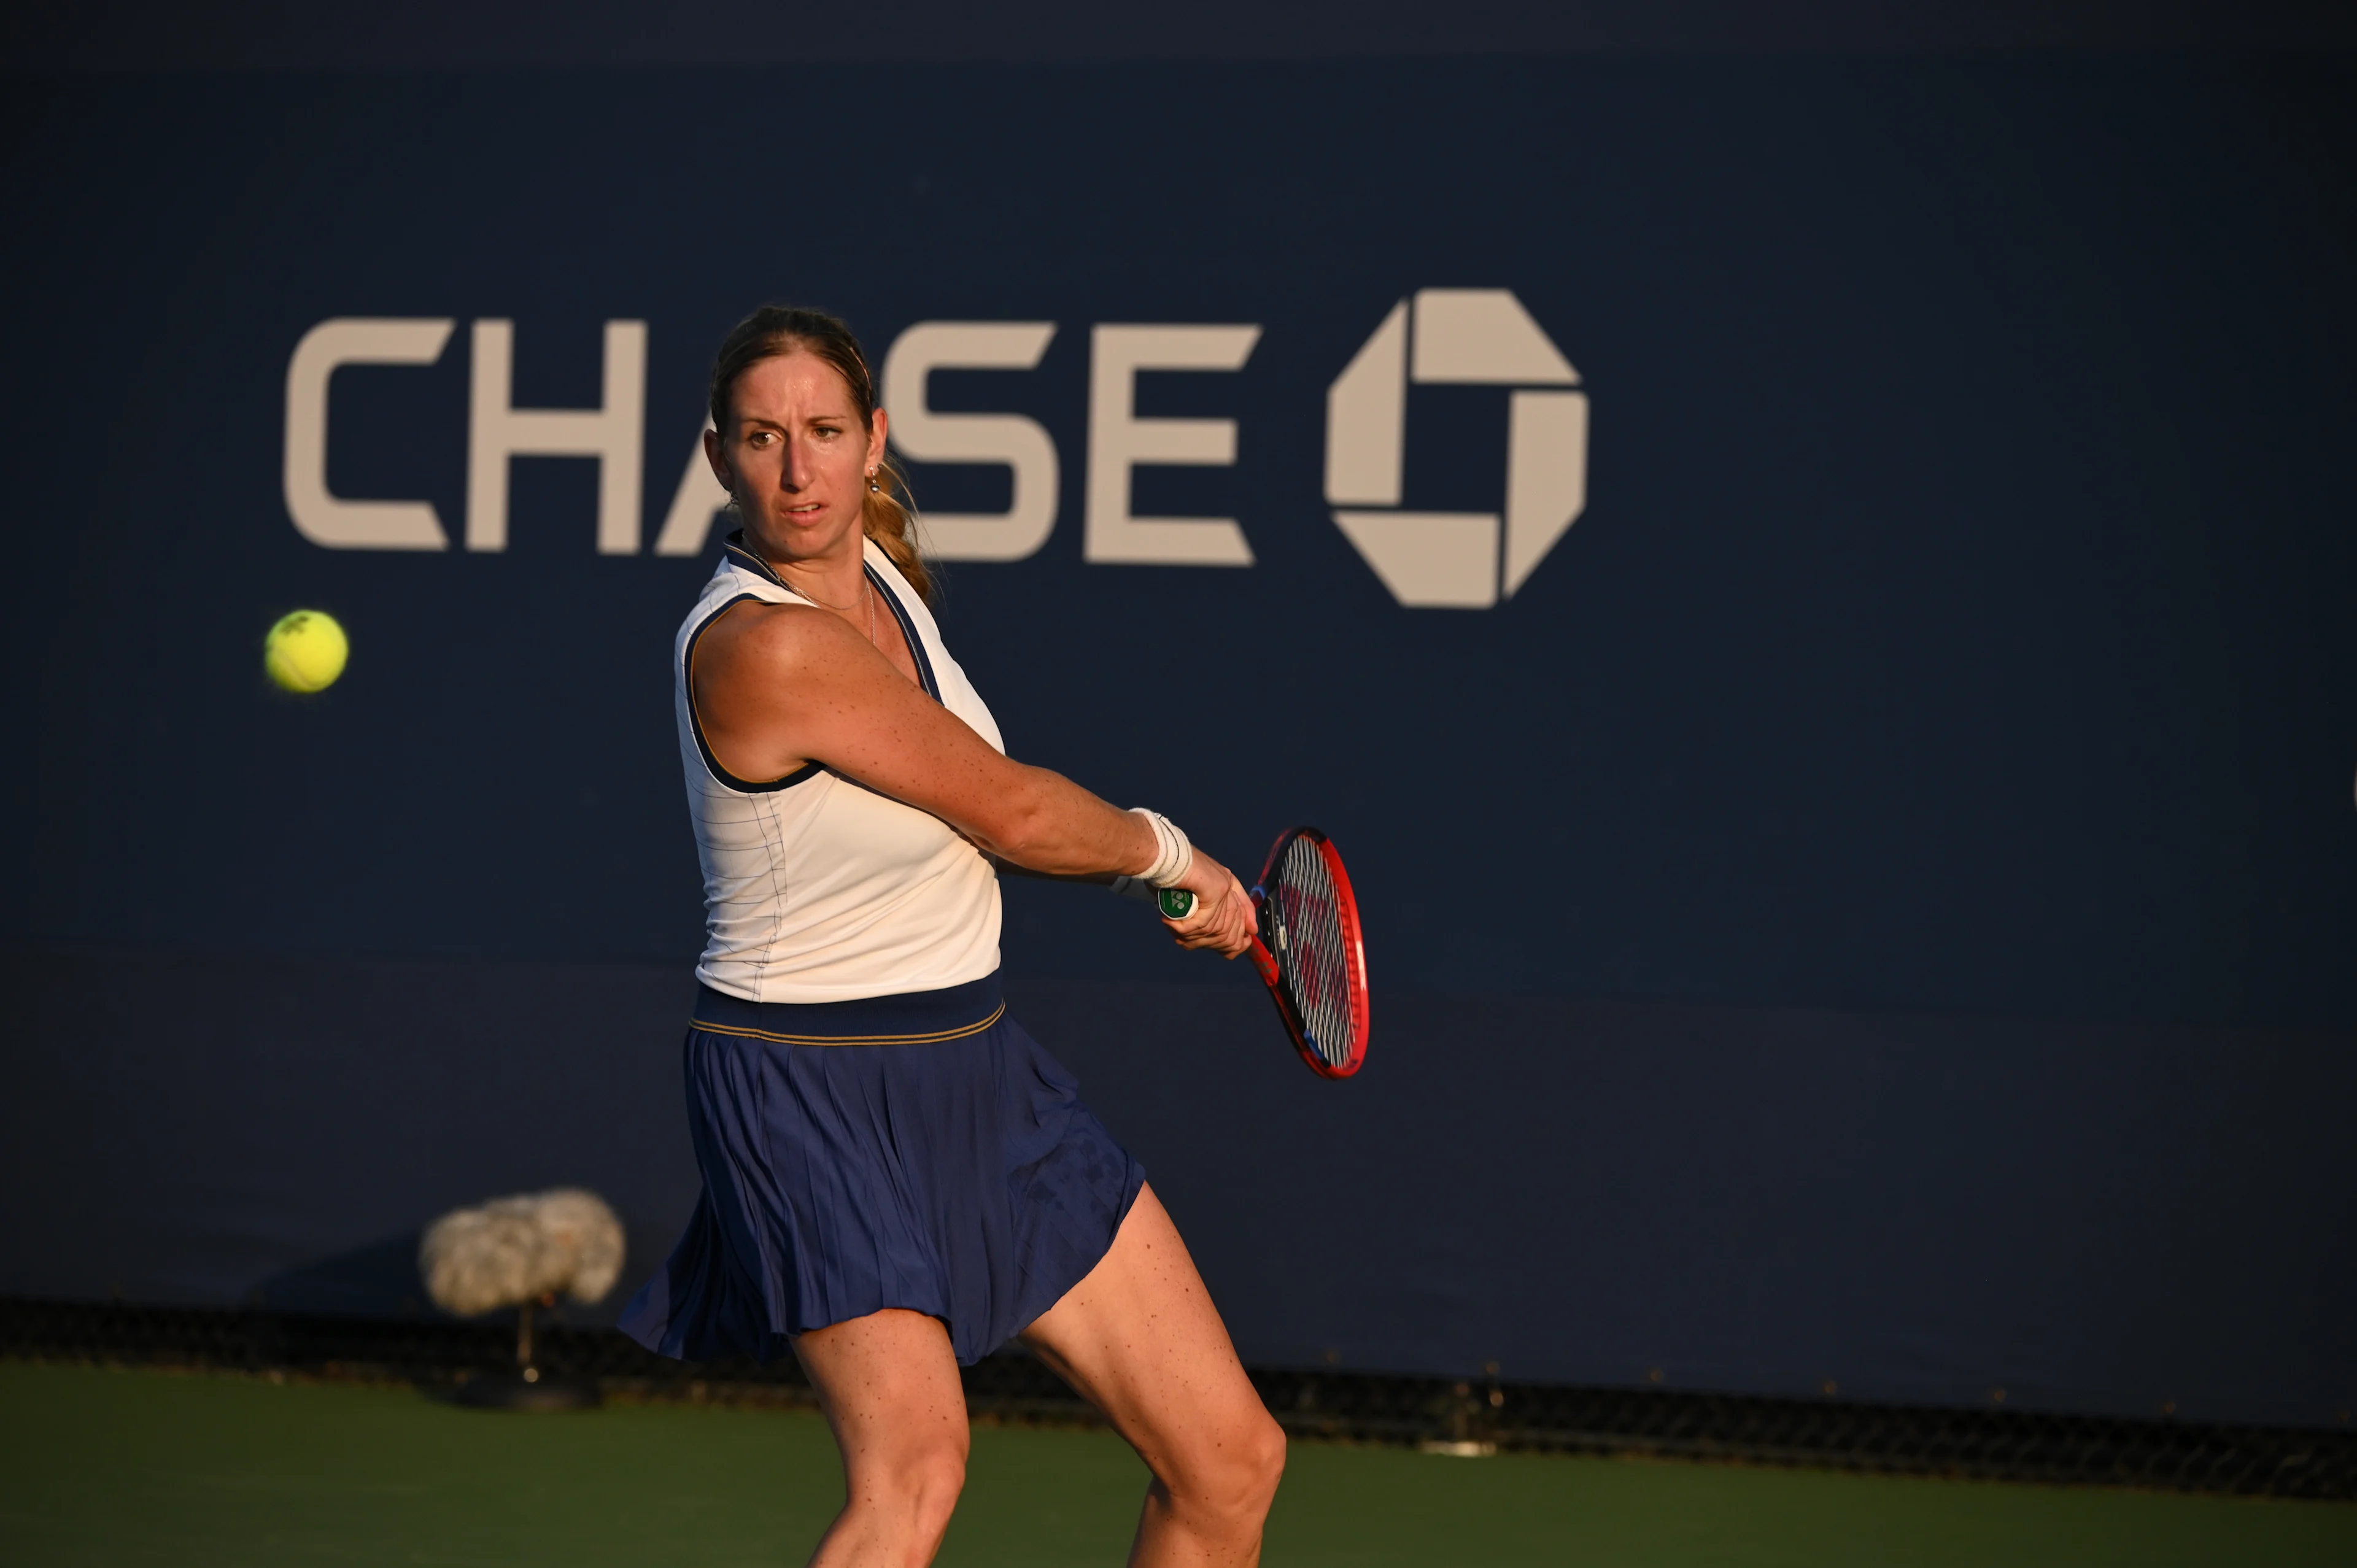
[706,349,888,566]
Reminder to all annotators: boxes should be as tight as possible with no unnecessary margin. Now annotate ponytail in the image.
[861,453,935,605]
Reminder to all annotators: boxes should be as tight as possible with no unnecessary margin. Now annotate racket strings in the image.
[1271,837,1358,1071]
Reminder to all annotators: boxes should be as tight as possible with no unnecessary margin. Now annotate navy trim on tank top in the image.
[721,531,781,585]
[691,972,1005,1046]
[683,592,822,794]
[865,560,940,701]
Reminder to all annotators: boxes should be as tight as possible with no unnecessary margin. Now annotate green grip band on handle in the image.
[1158,887,1196,920]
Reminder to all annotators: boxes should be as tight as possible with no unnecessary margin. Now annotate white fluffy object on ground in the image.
[418,1188,627,1318]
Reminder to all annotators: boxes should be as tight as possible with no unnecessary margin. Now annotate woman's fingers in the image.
[1213,871,1255,954]
[1165,865,1254,956]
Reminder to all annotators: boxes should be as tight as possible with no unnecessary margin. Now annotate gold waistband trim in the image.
[689,1000,1006,1048]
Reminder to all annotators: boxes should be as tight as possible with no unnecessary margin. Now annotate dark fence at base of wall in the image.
[4,1296,2349,1502]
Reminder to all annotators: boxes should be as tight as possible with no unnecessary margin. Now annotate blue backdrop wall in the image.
[2,47,2352,1427]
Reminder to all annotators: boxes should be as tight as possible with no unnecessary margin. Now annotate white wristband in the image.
[1128,808,1193,888]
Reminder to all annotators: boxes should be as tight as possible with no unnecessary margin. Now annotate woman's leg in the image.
[791,1307,971,1568]
[1020,1184,1287,1568]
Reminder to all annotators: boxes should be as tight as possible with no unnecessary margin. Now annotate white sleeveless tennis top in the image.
[677,532,1004,1003]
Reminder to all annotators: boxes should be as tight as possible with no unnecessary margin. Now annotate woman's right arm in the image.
[693,601,1254,954]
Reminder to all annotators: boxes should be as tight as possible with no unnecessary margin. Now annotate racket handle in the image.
[1112,877,1199,920]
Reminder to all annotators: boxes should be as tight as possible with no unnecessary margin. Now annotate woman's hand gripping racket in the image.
[1129,828,1370,1080]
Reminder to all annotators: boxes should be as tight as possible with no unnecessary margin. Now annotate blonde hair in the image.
[708,306,934,605]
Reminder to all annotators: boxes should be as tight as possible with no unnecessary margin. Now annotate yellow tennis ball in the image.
[264,609,349,693]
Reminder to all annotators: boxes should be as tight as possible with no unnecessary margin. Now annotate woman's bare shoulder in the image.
[697,597,856,682]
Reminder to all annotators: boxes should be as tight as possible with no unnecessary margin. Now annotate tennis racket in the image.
[1137,827,1369,1079]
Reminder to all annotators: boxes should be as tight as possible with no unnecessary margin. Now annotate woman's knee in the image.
[906,1441,969,1538]
[1169,1407,1287,1527]
[849,1432,969,1534]
[1238,1408,1287,1504]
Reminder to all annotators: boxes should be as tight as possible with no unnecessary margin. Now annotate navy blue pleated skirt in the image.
[618,973,1145,1367]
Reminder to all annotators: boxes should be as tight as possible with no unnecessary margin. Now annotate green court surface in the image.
[1,1363,2350,1566]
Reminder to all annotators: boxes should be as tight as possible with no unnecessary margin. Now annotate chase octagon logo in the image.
[1325,289,1588,609]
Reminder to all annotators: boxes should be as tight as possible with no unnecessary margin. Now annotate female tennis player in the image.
[619,307,1285,1567]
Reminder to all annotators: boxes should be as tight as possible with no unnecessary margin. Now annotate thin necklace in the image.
[789,570,877,647]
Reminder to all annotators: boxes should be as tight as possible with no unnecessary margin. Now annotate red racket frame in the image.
[1245,827,1371,1080]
